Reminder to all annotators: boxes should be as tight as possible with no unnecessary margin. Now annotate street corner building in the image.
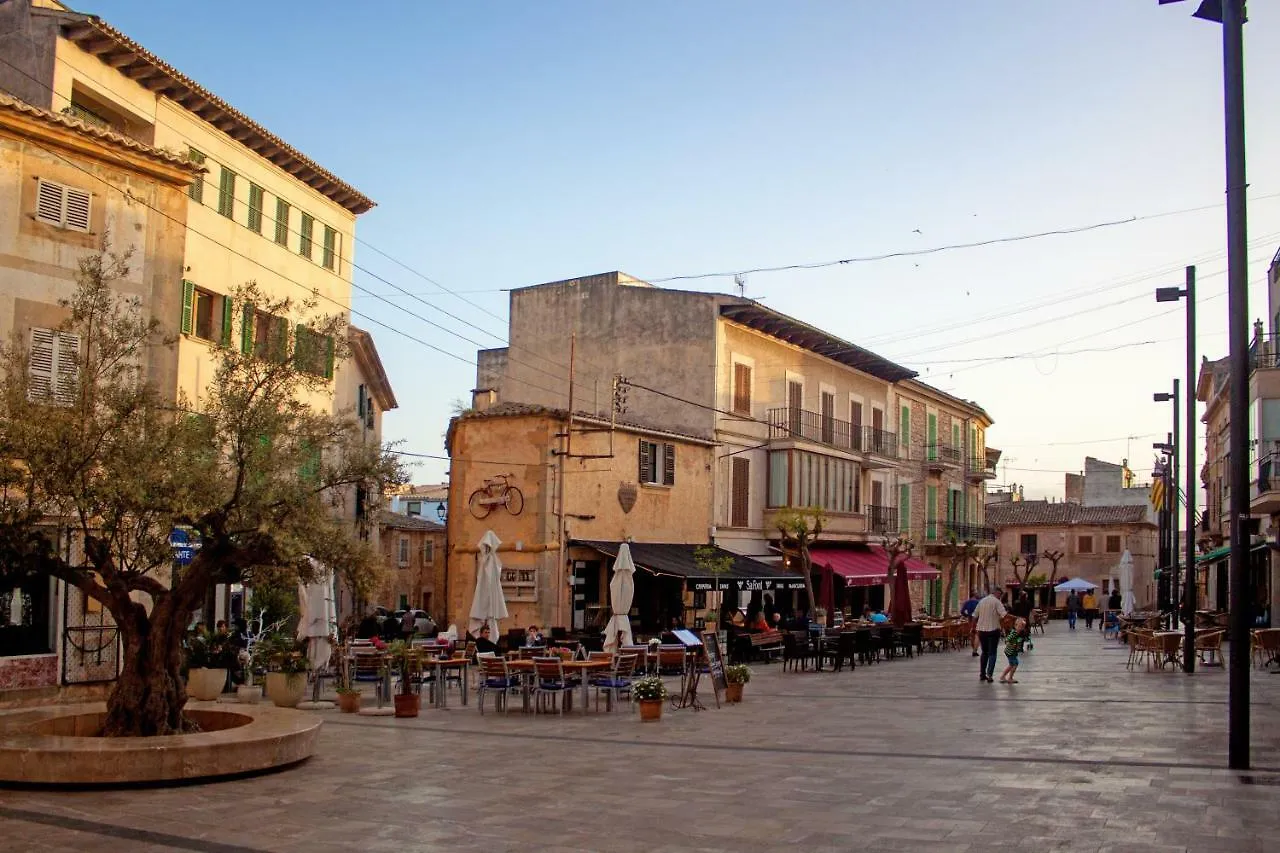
[446,271,1001,636]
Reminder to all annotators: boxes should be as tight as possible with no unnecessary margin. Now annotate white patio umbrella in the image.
[469,530,509,638]
[297,558,337,671]
[602,543,636,653]
[1119,549,1136,615]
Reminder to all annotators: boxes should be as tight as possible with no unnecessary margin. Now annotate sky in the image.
[93,0,1280,503]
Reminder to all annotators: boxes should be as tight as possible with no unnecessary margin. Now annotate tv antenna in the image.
[734,274,746,298]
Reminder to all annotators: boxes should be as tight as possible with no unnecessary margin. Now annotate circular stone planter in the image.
[0,701,321,785]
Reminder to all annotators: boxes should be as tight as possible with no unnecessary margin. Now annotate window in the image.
[182,283,231,344]
[900,405,910,449]
[638,440,675,486]
[1106,535,1122,553]
[406,501,422,517]
[247,183,264,233]
[820,391,835,444]
[731,457,750,527]
[293,324,334,378]
[850,399,863,450]
[1020,534,1038,556]
[187,148,205,202]
[768,450,860,514]
[217,167,236,218]
[251,310,288,362]
[899,483,910,533]
[926,485,938,538]
[34,179,91,232]
[322,225,338,270]
[398,537,410,566]
[422,540,435,565]
[299,212,314,259]
[274,199,290,246]
[28,327,79,405]
[787,379,803,435]
[927,413,938,460]
[1079,535,1094,554]
[732,362,751,415]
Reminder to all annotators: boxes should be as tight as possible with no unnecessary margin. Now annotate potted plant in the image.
[724,664,752,703]
[184,627,234,701]
[263,635,310,708]
[632,675,668,721]
[334,645,362,713]
[387,641,420,718]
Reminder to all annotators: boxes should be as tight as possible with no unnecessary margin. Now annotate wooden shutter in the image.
[300,213,314,258]
[35,179,63,226]
[52,332,79,406]
[220,296,234,346]
[732,363,751,414]
[187,148,205,202]
[247,184,264,232]
[240,304,254,354]
[217,168,236,218]
[323,225,337,270]
[662,443,675,486]
[324,334,335,379]
[274,200,290,245]
[358,384,367,418]
[900,405,910,448]
[926,485,937,537]
[899,483,910,532]
[28,328,55,399]
[638,440,651,483]
[62,186,90,232]
[927,413,937,458]
[181,280,195,335]
[731,457,750,527]
[788,380,803,410]
[293,324,308,370]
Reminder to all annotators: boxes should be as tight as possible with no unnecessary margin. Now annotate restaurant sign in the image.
[689,578,807,592]
[500,567,538,602]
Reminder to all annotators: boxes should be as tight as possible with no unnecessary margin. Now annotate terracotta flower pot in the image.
[393,692,420,718]
[638,699,663,722]
[266,672,307,708]
[186,667,227,701]
[725,682,744,703]
[336,691,362,713]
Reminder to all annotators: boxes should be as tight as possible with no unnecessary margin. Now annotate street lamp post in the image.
[1158,267,1198,671]
[1158,0,1249,770]
[1154,382,1180,630]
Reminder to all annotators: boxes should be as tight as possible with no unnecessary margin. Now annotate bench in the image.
[738,629,784,663]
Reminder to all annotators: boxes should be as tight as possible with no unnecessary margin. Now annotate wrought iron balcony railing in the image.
[866,504,898,534]
[766,407,897,458]
[924,443,962,465]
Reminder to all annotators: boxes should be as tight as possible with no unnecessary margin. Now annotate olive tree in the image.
[0,248,403,736]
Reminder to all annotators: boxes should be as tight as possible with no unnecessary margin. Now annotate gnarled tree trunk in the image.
[103,598,191,737]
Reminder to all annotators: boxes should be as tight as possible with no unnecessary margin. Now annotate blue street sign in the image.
[169,528,200,566]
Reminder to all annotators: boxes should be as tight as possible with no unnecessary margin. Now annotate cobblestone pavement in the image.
[3,624,1279,853]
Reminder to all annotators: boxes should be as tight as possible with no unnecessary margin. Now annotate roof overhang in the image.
[60,16,375,214]
[350,327,397,411]
[719,302,918,384]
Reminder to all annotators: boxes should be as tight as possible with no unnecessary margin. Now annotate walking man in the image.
[974,588,1007,683]
[960,590,981,657]
[1066,590,1081,630]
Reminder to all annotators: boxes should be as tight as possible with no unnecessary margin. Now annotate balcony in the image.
[766,407,897,463]
[1250,332,1280,372]
[866,504,898,535]
[923,443,962,472]
[965,456,997,481]
[1251,452,1280,514]
[944,522,997,544]
[763,506,867,539]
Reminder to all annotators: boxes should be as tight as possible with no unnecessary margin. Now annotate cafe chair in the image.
[477,656,519,715]
[592,652,638,711]
[532,657,575,715]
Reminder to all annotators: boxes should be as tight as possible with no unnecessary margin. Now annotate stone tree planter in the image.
[265,672,307,709]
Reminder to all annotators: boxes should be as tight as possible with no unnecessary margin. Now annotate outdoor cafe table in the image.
[1153,632,1183,668]
[505,658,612,713]
[426,657,470,709]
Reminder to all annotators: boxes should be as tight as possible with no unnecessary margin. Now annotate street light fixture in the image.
[1158,0,1249,770]
[1153,383,1180,630]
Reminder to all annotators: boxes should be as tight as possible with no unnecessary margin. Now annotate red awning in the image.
[810,547,940,587]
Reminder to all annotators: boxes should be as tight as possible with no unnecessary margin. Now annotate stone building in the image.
[377,511,444,617]
[469,271,999,622]
[986,501,1158,606]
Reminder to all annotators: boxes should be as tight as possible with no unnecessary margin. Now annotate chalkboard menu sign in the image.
[701,630,727,701]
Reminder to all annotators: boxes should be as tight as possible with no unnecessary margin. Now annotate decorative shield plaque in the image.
[618,482,638,514]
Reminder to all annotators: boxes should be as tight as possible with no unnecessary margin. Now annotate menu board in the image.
[701,630,727,700]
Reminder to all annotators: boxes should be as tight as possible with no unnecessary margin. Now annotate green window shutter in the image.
[274,200,290,246]
[293,324,307,369]
[899,405,909,448]
[217,168,236,218]
[322,225,336,270]
[927,414,937,459]
[926,485,937,539]
[187,148,205,202]
[241,304,254,354]
[299,213,313,259]
[180,279,195,335]
[247,184,263,233]
[898,483,909,533]
[299,440,320,482]
[324,334,335,379]
[220,296,234,347]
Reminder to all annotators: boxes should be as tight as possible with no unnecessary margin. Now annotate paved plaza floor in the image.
[2,624,1279,852]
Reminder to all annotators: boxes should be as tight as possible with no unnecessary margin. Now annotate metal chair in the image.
[476,656,519,714]
[532,657,574,714]
[592,652,638,711]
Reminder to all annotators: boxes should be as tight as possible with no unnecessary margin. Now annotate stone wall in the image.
[0,653,56,690]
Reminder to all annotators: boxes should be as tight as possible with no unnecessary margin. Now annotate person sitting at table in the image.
[525,624,545,647]
[869,608,889,624]
[473,625,499,655]
[746,609,769,631]
[861,605,873,622]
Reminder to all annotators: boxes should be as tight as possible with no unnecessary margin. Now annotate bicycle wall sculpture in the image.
[468,473,525,518]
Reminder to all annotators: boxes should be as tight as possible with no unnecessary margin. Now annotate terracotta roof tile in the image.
[378,510,443,532]
[986,501,1150,527]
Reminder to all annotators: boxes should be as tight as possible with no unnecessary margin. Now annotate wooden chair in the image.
[592,652,638,711]
[1126,629,1155,671]
[476,656,519,714]
[1251,629,1280,669]
[532,657,574,714]
[781,631,811,672]
[1195,630,1224,666]
[657,645,687,676]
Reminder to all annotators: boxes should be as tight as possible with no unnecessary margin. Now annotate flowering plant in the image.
[725,664,752,684]
[631,675,668,702]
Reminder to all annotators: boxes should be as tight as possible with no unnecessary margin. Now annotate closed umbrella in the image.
[297,558,337,671]
[469,530,509,638]
[1119,549,1136,615]
[602,543,636,652]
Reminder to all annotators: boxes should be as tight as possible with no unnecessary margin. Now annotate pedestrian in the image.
[1011,592,1034,651]
[1066,590,1081,630]
[960,590,981,657]
[400,609,416,639]
[999,618,1027,684]
[1082,590,1097,630]
[974,588,1007,683]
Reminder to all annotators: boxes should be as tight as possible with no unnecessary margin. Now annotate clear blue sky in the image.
[96,1,1280,500]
